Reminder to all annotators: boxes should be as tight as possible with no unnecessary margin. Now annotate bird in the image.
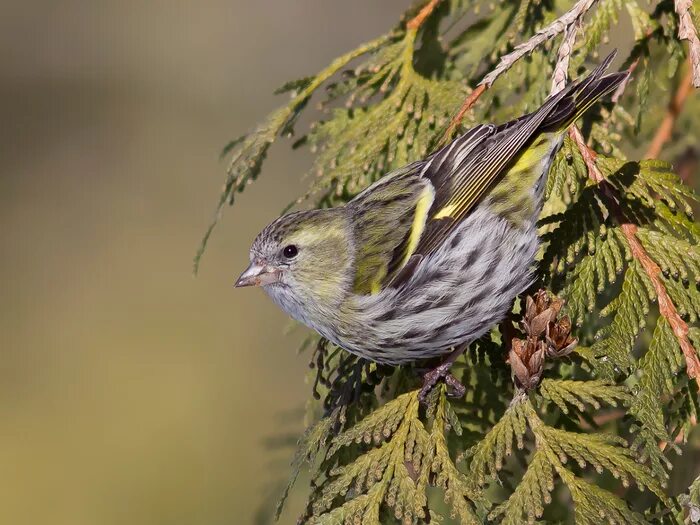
[235,52,627,398]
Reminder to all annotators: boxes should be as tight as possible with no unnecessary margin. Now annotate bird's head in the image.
[235,209,355,313]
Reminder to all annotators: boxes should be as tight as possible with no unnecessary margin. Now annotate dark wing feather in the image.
[413,94,564,257]
[412,51,626,258]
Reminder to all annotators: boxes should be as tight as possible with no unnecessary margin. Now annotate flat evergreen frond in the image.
[219,134,247,160]
[448,4,518,78]
[653,200,700,240]
[488,52,554,120]
[631,318,685,438]
[314,443,394,515]
[446,338,513,432]
[311,391,422,522]
[625,0,658,41]
[307,389,486,524]
[541,176,640,329]
[308,483,384,525]
[307,52,467,202]
[430,391,485,523]
[464,395,529,485]
[629,317,686,480]
[589,115,627,160]
[588,260,655,375]
[488,450,555,524]
[480,397,665,523]
[539,425,663,495]
[328,392,416,455]
[539,378,631,414]
[273,76,316,95]
[624,159,697,216]
[553,226,628,327]
[660,275,700,323]
[558,469,649,525]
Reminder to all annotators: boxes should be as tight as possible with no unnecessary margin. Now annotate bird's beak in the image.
[234,262,280,288]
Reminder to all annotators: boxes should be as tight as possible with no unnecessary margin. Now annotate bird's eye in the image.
[283,245,298,259]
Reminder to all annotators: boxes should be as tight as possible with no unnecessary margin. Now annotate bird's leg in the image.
[418,345,467,402]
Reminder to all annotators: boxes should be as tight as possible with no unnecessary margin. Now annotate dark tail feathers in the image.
[541,50,629,132]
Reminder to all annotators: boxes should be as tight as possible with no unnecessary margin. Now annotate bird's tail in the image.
[541,51,629,133]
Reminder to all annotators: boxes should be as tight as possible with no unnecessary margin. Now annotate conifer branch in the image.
[568,125,700,387]
[674,0,700,87]
[644,66,694,159]
[442,0,599,140]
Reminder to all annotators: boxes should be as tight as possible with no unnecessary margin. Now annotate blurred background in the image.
[0,2,408,523]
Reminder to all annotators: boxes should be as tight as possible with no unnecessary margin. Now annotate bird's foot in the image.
[419,362,466,403]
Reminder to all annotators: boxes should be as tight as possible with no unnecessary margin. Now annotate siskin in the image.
[235,53,627,396]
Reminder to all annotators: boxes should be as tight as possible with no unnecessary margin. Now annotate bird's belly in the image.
[341,205,539,365]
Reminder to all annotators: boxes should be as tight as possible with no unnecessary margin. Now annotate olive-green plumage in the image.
[236,53,627,367]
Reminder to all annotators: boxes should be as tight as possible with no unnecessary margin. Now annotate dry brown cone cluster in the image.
[508,290,578,391]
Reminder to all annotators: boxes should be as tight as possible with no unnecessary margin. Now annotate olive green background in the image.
[0,2,406,523]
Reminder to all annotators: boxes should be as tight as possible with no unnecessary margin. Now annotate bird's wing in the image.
[412,108,559,258]
[412,53,625,258]
[345,115,552,295]
[346,164,434,295]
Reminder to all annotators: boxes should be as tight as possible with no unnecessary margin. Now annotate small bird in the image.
[236,53,626,396]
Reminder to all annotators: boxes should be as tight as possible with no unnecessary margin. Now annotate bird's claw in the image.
[419,363,466,403]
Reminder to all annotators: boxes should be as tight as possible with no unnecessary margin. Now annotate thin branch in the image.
[441,84,486,140]
[645,66,694,159]
[550,20,580,96]
[611,58,639,102]
[406,0,441,30]
[442,0,599,141]
[568,126,700,387]
[481,0,599,87]
[674,0,700,87]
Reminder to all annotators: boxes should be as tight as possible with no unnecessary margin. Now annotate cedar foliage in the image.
[198,0,700,522]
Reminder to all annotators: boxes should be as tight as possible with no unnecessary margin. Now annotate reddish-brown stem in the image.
[622,222,700,385]
[440,84,486,144]
[406,0,441,30]
[645,67,693,159]
[568,126,700,387]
